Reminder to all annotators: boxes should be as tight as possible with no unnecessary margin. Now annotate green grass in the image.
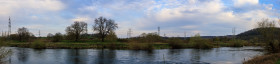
[276,59,280,64]
[2,39,263,49]
[30,39,47,49]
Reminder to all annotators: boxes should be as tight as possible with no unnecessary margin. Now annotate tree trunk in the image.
[102,36,104,42]
[101,34,105,42]
[75,34,79,42]
[269,41,275,53]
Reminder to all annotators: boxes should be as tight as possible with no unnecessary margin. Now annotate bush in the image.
[52,33,63,42]
[132,33,162,43]
[105,32,118,42]
[265,40,280,53]
[244,53,280,64]
[128,42,153,50]
[30,40,47,49]
[47,33,63,42]
[228,39,248,47]
[166,38,186,49]
[188,33,213,49]
[47,33,54,40]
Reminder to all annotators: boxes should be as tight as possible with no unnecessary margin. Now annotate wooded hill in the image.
[237,28,280,40]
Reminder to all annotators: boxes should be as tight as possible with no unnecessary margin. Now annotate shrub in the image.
[188,33,213,49]
[135,33,162,43]
[228,39,248,47]
[52,33,63,42]
[47,33,54,40]
[166,38,186,49]
[264,40,280,53]
[105,32,118,42]
[47,33,63,42]
[128,42,153,50]
[30,40,47,49]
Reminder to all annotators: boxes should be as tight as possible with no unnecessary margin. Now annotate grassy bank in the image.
[5,41,261,49]
[244,53,280,64]
[6,41,171,49]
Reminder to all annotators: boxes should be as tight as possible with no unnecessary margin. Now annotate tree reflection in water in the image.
[95,49,116,64]
[190,49,212,64]
[65,49,88,64]
[16,48,29,63]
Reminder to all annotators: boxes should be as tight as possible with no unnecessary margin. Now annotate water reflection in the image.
[16,48,29,63]
[8,46,263,64]
[53,49,64,64]
[33,49,46,59]
[94,50,116,64]
[190,49,212,64]
[128,50,155,64]
[65,49,88,64]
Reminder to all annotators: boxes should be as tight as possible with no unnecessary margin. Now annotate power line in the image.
[127,28,132,38]
[8,16,11,36]
[232,27,236,39]
[184,31,186,40]
[39,30,41,37]
[158,26,160,36]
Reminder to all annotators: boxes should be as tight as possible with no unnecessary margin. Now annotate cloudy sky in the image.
[0,0,279,38]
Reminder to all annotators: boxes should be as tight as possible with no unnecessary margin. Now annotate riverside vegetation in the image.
[0,17,254,50]
[243,19,280,64]
[0,17,280,64]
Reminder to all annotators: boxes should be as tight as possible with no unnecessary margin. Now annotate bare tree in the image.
[53,32,63,42]
[257,18,280,53]
[17,27,32,42]
[47,33,54,40]
[93,17,118,42]
[65,21,87,41]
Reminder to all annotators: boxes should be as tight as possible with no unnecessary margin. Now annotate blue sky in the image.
[0,0,279,38]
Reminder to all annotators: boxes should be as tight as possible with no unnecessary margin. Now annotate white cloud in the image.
[0,0,65,15]
[1,0,279,37]
[25,24,44,29]
[234,0,259,7]
[181,25,197,29]
[71,17,89,22]
[132,0,278,36]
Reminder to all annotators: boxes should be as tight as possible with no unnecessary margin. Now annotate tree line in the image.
[5,16,118,42]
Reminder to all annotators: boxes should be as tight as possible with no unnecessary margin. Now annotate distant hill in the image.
[237,28,280,40]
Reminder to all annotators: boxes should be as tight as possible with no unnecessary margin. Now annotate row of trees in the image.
[63,16,118,42]
[9,27,35,42]
[2,16,118,42]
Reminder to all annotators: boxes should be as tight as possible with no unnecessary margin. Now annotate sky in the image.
[0,0,280,38]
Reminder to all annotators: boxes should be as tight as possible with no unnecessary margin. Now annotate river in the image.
[5,46,263,64]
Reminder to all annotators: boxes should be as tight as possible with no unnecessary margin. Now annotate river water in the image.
[6,46,263,64]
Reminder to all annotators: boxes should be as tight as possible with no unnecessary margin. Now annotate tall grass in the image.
[30,39,47,49]
[188,33,213,49]
[165,38,186,49]
[244,53,280,64]
[228,39,249,47]
[127,42,153,50]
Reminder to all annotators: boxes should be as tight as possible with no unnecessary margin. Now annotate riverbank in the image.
[7,42,170,49]
[244,53,280,64]
[3,41,263,49]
